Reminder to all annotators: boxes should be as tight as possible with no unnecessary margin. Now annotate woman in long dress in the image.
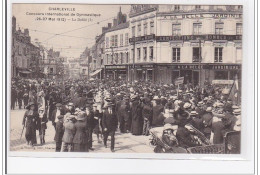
[22,102,39,146]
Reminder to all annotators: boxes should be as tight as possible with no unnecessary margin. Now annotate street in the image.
[10,108,154,153]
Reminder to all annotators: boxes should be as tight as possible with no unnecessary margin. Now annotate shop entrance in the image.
[171,70,180,83]
[180,70,192,84]
[192,71,199,86]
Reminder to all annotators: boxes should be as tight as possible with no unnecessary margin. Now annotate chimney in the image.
[113,18,117,27]
[108,23,112,28]
[24,29,29,36]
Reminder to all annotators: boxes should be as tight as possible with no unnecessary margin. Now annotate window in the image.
[172,23,181,36]
[193,23,202,35]
[215,71,228,80]
[114,35,118,47]
[137,24,141,36]
[150,21,154,34]
[174,5,180,10]
[193,47,201,62]
[195,5,201,10]
[236,23,242,35]
[50,68,53,74]
[120,53,123,64]
[131,49,134,61]
[126,52,129,63]
[172,48,180,62]
[143,47,147,61]
[143,23,148,35]
[125,33,129,45]
[215,23,224,34]
[236,47,242,63]
[238,5,243,9]
[120,34,123,46]
[137,48,141,60]
[149,46,153,60]
[132,26,135,37]
[106,37,109,48]
[110,36,114,47]
[215,47,223,62]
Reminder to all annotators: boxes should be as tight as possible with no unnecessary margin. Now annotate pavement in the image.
[10,107,154,153]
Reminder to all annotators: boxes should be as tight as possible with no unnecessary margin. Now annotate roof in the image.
[105,22,129,33]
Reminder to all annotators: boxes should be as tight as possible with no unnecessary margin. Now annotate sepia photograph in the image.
[9,3,243,155]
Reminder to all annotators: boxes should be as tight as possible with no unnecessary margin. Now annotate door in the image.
[192,71,199,86]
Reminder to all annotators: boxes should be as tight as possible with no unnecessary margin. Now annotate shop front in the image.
[105,65,128,81]
[129,63,155,82]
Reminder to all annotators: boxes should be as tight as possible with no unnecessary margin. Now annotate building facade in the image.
[11,16,42,78]
[128,5,242,85]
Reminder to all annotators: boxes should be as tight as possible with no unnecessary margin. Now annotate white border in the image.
[4,0,256,174]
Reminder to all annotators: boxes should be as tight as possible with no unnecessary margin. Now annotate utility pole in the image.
[198,37,202,87]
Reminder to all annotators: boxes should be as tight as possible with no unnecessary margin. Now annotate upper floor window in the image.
[149,46,153,61]
[195,5,201,10]
[150,21,154,35]
[106,37,109,48]
[172,48,180,62]
[215,47,223,62]
[125,33,129,46]
[238,5,243,9]
[114,35,118,47]
[132,26,135,37]
[193,23,202,35]
[120,34,123,46]
[126,52,129,63]
[172,23,181,36]
[236,23,242,35]
[137,48,141,60]
[143,47,147,61]
[193,47,201,62]
[137,24,141,36]
[215,23,224,35]
[174,5,180,10]
[143,23,148,35]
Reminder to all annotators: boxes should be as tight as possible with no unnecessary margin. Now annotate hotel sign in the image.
[156,35,242,42]
[129,34,155,43]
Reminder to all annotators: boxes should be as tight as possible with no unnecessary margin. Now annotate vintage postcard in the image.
[10,3,242,155]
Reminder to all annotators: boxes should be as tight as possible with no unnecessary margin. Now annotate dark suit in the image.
[85,111,95,149]
[51,108,66,128]
[102,110,118,150]
[54,121,64,152]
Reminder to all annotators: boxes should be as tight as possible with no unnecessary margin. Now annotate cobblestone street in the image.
[10,108,154,153]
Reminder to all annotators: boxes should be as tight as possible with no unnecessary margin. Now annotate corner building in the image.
[128,5,242,85]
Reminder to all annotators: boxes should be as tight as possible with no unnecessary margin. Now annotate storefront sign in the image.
[169,64,203,70]
[212,80,234,85]
[209,65,241,70]
[105,65,127,69]
[130,64,155,68]
[175,77,184,85]
[156,35,242,42]
[129,34,155,43]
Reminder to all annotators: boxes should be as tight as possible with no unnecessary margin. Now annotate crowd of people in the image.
[11,77,241,153]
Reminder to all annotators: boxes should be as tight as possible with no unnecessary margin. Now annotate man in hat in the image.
[85,103,95,151]
[118,96,131,133]
[189,111,203,132]
[201,107,213,139]
[142,97,152,136]
[131,95,143,135]
[11,86,17,110]
[51,103,66,129]
[102,102,118,152]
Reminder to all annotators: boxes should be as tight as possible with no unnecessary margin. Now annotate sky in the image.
[12,4,131,58]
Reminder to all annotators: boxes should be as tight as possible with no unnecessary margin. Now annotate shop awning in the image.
[90,69,102,77]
